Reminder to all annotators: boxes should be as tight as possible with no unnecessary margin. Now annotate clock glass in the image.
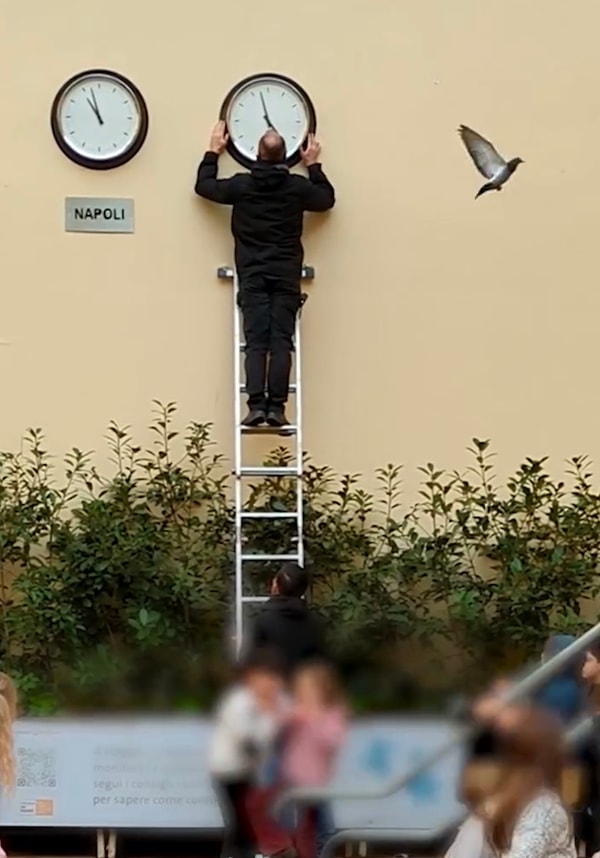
[220,73,316,168]
[51,70,149,169]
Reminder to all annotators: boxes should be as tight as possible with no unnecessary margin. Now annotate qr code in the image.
[16,746,57,789]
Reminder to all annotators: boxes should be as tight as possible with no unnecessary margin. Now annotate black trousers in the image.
[238,276,301,410]
[212,777,256,858]
[579,737,600,857]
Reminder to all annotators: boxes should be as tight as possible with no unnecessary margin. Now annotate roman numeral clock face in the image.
[220,73,317,168]
[50,69,149,170]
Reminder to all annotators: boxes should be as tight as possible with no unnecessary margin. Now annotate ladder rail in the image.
[295,302,305,567]
[218,265,313,653]
[233,272,244,651]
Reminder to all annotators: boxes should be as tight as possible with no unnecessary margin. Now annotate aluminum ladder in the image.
[217,265,315,651]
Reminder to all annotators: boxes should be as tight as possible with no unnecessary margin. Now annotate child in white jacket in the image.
[210,652,290,858]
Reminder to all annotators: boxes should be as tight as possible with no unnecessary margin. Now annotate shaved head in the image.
[258,130,286,163]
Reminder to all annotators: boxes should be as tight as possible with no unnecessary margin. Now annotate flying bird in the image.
[458,125,523,199]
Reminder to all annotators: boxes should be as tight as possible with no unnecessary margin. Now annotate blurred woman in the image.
[446,692,528,858]
[462,707,575,858]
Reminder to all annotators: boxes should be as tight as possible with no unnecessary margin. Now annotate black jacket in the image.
[246,596,326,676]
[194,152,335,281]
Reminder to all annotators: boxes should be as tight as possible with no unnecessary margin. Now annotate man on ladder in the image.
[195,122,335,428]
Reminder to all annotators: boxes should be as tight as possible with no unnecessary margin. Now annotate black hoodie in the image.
[195,152,335,281]
[246,595,326,676]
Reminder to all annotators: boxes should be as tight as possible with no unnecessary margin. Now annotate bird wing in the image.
[458,125,506,180]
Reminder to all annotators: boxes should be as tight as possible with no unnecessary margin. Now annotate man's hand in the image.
[301,133,321,167]
[209,120,229,155]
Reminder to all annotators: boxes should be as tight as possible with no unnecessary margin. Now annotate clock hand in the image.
[86,97,99,119]
[86,98,102,124]
[89,89,104,125]
[86,98,104,125]
[259,92,277,131]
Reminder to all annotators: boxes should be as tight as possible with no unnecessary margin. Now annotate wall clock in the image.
[50,69,149,170]
[219,73,317,169]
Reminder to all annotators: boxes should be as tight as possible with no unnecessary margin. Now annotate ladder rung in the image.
[241,553,299,562]
[240,511,298,520]
[239,466,300,477]
[218,265,314,281]
[240,344,296,353]
[241,596,270,603]
[240,425,297,436]
[239,384,297,394]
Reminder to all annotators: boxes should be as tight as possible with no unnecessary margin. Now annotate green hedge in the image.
[1,402,598,714]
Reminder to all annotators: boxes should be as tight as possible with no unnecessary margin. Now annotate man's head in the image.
[271,562,309,598]
[258,130,287,163]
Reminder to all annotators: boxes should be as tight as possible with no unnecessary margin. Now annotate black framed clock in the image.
[219,72,317,169]
[50,69,149,170]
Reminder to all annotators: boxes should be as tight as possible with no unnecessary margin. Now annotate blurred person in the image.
[461,707,575,858]
[580,640,600,702]
[209,651,294,858]
[247,662,347,858]
[447,694,538,858]
[0,673,16,788]
[579,641,600,857]
[456,638,585,856]
[532,634,587,853]
[279,662,348,858]
[0,673,17,858]
[246,563,326,679]
[534,635,584,725]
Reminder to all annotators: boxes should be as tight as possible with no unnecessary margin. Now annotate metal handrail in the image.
[319,715,593,858]
[277,621,600,811]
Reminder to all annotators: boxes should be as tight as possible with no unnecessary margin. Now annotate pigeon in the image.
[458,125,524,199]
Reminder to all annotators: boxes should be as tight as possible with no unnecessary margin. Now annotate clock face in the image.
[220,73,317,168]
[50,69,149,170]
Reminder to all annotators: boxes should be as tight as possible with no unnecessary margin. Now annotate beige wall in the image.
[2,0,600,491]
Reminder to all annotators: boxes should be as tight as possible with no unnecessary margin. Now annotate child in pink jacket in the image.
[281,662,348,858]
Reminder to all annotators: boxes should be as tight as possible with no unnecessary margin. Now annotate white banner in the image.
[0,716,465,832]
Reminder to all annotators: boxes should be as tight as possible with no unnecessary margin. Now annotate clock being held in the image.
[220,72,317,169]
[50,69,149,170]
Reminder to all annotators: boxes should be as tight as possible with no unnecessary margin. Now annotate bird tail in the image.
[475,182,495,199]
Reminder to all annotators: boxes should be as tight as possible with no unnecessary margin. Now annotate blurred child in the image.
[281,662,348,858]
[209,652,293,858]
[0,673,18,858]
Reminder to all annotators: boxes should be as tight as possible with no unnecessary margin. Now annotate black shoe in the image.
[266,408,289,427]
[242,409,266,427]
